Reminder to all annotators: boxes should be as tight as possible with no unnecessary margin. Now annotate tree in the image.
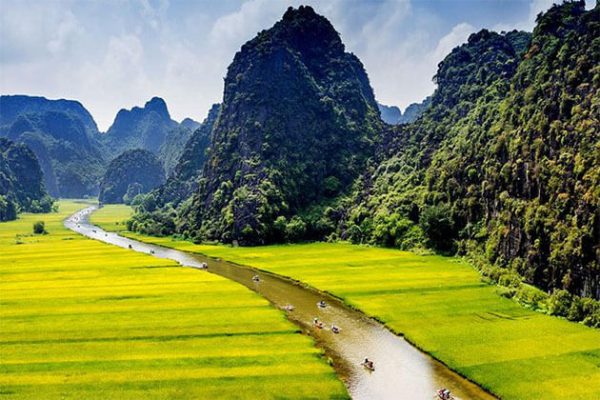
[33,221,46,235]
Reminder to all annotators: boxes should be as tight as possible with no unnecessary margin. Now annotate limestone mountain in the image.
[99,149,165,204]
[102,97,178,155]
[0,95,98,136]
[377,103,402,124]
[0,138,52,221]
[344,2,599,299]
[378,98,431,125]
[154,104,220,207]
[0,97,106,197]
[398,96,431,124]
[178,6,381,243]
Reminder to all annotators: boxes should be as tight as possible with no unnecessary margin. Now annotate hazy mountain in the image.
[0,138,52,221]
[102,97,178,155]
[99,149,165,204]
[0,95,98,135]
[377,103,401,124]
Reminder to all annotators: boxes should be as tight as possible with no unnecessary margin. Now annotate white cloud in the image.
[0,0,567,130]
[431,23,476,63]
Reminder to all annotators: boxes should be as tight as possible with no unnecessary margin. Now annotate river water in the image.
[65,206,496,400]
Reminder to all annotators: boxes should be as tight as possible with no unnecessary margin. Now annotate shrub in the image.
[285,216,307,241]
[33,221,47,235]
[0,195,17,222]
[547,289,572,317]
[419,204,456,252]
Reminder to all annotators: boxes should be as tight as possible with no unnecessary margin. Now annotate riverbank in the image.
[94,204,600,400]
[0,201,347,399]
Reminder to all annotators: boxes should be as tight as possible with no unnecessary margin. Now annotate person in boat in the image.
[436,388,452,400]
[313,317,324,329]
[252,275,260,282]
[361,358,374,370]
[318,300,327,308]
[128,244,132,249]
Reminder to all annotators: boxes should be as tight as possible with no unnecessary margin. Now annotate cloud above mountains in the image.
[0,0,568,131]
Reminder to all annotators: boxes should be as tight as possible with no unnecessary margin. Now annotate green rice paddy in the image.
[94,204,600,400]
[0,201,347,399]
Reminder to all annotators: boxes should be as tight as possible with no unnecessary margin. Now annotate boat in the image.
[331,325,341,334]
[435,388,455,400]
[252,275,260,282]
[361,358,375,371]
[317,300,327,308]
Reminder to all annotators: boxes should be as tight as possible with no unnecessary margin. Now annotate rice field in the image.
[95,204,600,400]
[0,201,347,399]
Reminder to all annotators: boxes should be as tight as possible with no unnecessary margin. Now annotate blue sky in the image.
[0,0,582,130]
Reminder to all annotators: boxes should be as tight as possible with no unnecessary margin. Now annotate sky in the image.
[0,0,580,131]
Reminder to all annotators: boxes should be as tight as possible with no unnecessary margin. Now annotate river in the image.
[65,206,496,400]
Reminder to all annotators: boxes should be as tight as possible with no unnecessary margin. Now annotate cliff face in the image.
[473,3,599,298]
[3,110,105,197]
[184,6,381,243]
[154,104,220,207]
[0,138,51,220]
[346,2,599,299]
[99,149,165,204]
[102,97,178,155]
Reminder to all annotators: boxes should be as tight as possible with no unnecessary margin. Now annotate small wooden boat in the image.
[434,389,455,400]
[361,359,375,371]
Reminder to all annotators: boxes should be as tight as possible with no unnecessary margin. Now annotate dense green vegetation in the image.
[343,2,599,300]
[0,201,347,399]
[0,138,53,221]
[128,3,598,305]
[174,5,381,244]
[158,125,194,176]
[99,149,165,204]
[96,204,600,400]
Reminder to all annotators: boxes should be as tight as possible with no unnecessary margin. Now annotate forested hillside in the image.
[99,149,165,204]
[0,95,98,135]
[0,96,105,197]
[0,138,52,221]
[129,3,598,304]
[101,97,178,155]
[178,6,381,244]
[2,109,105,197]
[344,2,599,299]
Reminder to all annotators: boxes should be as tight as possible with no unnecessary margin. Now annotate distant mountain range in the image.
[377,97,432,125]
[0,95,201,199]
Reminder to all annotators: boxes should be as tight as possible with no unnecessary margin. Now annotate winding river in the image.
[65,206,496,400]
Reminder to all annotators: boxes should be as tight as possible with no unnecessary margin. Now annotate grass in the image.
[94,204,600,400]
[0,201,348,399]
